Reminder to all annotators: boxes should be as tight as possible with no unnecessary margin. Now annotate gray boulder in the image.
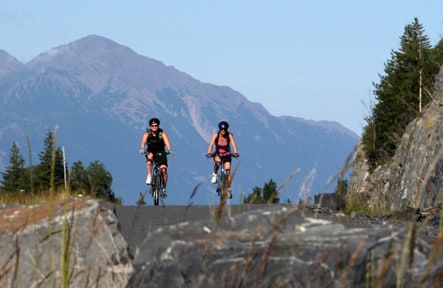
[0,199,132,288]
[127,205,442,287]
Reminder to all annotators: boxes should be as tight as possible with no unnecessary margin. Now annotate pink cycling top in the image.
[216,137,230,156]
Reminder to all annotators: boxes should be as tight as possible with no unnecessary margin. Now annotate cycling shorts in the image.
[146,151,168,167]
[217,154,231,164]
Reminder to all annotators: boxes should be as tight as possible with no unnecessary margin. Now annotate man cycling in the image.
[207,121,239,198]
[139,118,174,197]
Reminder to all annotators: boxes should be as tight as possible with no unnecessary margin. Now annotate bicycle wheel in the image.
[152,170,160,206]
[219,171,229,201]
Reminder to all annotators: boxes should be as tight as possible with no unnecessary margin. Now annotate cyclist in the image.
[139,118,174,196]
[207,121,239,197]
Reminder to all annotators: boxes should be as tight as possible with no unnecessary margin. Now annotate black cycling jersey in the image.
[146,128,165,153]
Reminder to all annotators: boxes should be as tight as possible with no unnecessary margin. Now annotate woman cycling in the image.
[139,118,174,197]
[207,121,239,197]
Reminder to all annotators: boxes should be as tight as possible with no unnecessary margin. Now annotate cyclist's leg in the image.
[223,156,232,188]
[213,154,221,174]
[145,153,154,184]
[160,165,168,188]
[146,153,154,175]
[158,153,168,192]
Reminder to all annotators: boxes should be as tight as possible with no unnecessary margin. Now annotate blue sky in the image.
[1,1,442,135]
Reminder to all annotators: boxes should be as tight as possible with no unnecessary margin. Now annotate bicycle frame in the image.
[151,157,162,206]
[216,159,229,200]
[145,151,168,206]
[207,153,238,201]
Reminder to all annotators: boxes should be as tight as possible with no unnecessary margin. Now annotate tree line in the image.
[362,18,443,170]
[0,130,116,202]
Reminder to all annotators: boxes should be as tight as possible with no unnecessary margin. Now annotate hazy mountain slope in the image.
[0,35,358,205]
[0,49,24,79]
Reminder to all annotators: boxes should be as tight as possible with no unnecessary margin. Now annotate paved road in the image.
[115,204,269,255]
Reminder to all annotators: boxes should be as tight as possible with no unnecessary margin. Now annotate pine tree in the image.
[432,38,443,67]
[0,142,29,193]
[86,160,113,198]
[263,179,279,203]
[70,161,89,193]
[363,18,440,169]
[35,130,65,192]
[244,179,279,204]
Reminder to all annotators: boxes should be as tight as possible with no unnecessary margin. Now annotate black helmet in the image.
[218,121,229,130]
[149,118,160,126]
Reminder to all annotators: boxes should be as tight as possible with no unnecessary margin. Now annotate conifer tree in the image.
[244,179,279,204]
[243,186,264,204]
[0,142,28,193]
[363,18,440,169]
[35,130,65,192]
[86,160,113,198]
[263,179,279,203]
[70,161,89,192]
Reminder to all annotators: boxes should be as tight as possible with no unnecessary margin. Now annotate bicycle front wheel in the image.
[152,171,161,206]
[219,172,229,202]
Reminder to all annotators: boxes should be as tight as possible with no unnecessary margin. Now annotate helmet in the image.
[149,118,160,126]
[218,121,229,130]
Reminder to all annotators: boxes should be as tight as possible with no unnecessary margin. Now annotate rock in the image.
[2,201,441,287]
[314,193,345,211]
[349,66,443,212]
[0,198,132,288]
[126,205,443,287]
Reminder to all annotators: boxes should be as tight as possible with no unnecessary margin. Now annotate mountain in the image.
[0,49,23,78]
[0,35,358,205]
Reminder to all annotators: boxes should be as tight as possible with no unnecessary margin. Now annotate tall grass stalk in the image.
[26,133,35,194]
[61,190,77,288]
[50,126,59,196]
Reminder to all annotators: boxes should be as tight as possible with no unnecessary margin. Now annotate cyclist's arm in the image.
[207,133,217,155]
[162,131,173,151]
[140,132,149,153]
[229,133,239,155]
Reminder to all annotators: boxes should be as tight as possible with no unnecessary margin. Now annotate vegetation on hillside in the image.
[0,130,118,204]
[244,179,279,204]
[362,18,443,170]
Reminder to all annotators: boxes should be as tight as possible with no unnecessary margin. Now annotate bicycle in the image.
[144,151,170,206]
[207,153,239,201]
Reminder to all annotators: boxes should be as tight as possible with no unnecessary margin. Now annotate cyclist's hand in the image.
[233,153,239,158]
[207,152,213,158]
[139,149,145,154]
[168,150,175,156]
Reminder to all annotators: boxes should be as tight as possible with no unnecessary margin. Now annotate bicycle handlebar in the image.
[206,152,239,158]
[141,151,173,156]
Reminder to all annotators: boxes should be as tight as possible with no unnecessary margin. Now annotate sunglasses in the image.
[151,124,158,127]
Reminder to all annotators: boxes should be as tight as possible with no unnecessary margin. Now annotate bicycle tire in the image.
[155,168,163,204]
[219,171,229,201]
[152,170,160,206]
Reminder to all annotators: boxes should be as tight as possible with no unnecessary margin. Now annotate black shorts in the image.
[218,154,231,164]
[147,151,168,167]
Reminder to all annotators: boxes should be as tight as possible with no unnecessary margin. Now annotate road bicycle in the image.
[144,151,170,206]
[207,153,239,201]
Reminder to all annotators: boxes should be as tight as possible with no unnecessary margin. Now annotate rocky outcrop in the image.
[127,205,442,288]
[0,198,132,288]
[349,66,443,212]
[1,200,442,287]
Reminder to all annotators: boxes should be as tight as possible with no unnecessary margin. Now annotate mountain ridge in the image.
[0,35,358,205]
